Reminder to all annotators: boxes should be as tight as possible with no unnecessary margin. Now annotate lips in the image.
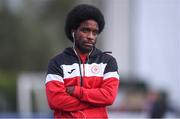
[84,42,94,47]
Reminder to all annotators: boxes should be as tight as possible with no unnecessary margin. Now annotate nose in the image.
[87,32,96,40]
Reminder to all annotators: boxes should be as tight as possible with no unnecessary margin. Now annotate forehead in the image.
[79,19,99,29]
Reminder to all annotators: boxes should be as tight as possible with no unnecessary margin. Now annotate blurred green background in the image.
[0,0,73,113]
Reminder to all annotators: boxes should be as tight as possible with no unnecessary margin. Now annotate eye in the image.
[81,28,90,33]
[92,30,99,36]
[79,28,99,37]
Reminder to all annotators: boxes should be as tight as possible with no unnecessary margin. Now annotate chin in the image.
[81,47,93,53]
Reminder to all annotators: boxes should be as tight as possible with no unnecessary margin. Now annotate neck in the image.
[75,47,88,56]
[74,47,93,57]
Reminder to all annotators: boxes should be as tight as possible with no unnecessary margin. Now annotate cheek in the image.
[75,37,84,45]
[76,35,85,42]
[79,34,86,39]
[94,38,97,42]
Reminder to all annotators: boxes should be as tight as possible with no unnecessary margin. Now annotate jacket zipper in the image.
[80,55,89,86]
[82,63,85,77]
[73,48,92,86]
[78,60,83,86]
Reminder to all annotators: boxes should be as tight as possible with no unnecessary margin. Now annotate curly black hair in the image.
[65,4,105,42]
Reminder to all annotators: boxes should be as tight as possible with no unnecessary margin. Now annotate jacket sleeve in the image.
[71,56,120,106]
[45,59,90,111]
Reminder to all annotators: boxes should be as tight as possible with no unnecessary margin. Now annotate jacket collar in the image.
[64,47,103,58]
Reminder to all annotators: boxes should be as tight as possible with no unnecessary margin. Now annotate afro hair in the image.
[65,4,105,42]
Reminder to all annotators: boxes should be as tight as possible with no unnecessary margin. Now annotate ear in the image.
[72,32,75,38]
[71,30,76,39]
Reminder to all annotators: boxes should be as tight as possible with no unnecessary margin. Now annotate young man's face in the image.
[74,19,99,53]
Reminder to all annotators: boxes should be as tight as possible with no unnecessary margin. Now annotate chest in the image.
[61,63,107,88]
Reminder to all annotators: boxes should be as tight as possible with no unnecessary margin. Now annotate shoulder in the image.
[50,47,73,61]
[103,53,116,59]
[93,48,117,64]
[101,52,117,64]
[50,52,64,63]
[48,49,68,67]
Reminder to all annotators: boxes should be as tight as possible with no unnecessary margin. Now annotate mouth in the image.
[84,42,94,47]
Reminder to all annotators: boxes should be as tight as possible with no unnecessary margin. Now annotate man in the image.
[45,4,120,118]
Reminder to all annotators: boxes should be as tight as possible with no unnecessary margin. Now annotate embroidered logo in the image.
[68,69,75,74]
[91,65,100,74]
